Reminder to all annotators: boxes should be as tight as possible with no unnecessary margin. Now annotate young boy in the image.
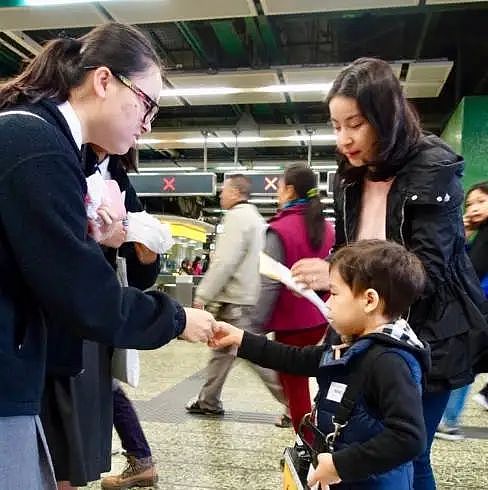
[210,240,429,489]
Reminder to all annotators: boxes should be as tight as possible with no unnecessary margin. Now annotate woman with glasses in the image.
[0,22,215,489]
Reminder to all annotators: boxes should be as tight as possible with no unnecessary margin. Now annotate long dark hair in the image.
[0,22,160,109]
[326,58,422,183]
[284,163,325,250]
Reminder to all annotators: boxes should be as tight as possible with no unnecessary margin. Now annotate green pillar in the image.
[441,96,488,190]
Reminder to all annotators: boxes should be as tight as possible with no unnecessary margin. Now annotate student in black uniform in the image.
[0,23,215,489]
[210,240,429,490]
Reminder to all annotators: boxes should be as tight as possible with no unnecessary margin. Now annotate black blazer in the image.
[0,100,185,416]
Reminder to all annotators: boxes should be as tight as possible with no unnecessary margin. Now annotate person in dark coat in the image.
[290,58,488,489]
[0,22,215,488]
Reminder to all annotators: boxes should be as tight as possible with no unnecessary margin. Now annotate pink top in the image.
[356,178,395,241]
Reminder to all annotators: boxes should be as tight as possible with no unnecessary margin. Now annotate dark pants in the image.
[413,390,450,490]
[113,386,151,459]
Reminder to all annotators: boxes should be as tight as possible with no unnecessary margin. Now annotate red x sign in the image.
[264,176,278,191]
[162,176,176,192]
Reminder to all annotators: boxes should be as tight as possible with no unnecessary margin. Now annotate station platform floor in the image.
[88,339,488,490]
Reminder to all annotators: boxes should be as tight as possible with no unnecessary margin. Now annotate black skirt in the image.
[40,340,113,485]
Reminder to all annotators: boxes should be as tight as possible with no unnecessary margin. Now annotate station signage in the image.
[129,172,217,196]
[224,171,319,196]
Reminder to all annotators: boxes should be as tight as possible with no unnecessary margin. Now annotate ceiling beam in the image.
[2,30,41,56]
[244,17,266,65]
[0,36,29,61]
[175,21,214,68]
[210,20,247,63]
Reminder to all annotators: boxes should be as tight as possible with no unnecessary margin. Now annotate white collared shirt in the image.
[97,156,111,180]
[57,101,83,150]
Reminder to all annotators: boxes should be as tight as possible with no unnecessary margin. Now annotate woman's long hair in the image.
[326,57,422,183]
[284,163,325,250]
[0,22,161,109]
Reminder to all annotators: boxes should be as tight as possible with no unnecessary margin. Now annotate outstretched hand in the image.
[181,308,216,343]
[207,321,244,349]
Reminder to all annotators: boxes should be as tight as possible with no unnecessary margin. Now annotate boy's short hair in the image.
[329,240,426,319]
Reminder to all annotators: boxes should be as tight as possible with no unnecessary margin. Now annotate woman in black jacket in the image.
[0,23,214,488]
[291,58,488,490]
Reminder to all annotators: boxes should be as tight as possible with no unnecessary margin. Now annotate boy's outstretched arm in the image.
[210,322,325,377]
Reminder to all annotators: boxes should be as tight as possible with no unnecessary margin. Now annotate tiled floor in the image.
[88,340,488,489]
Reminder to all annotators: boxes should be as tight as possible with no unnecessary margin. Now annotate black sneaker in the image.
[185,398,225,416]
[434,423,465,441]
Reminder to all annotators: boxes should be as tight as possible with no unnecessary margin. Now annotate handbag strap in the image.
[0,110,48,123]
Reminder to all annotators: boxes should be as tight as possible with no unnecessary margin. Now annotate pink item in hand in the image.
[86,173,126,242]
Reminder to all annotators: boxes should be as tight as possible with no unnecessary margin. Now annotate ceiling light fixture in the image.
[180,136,267,144]
[25,0,113,4]
[282,134,336,142]
[160,86,241,97]
[138,166,198,172]
[159,83,333,98]
[215,166,244,171]
[137,138,163,145]
[311,165,337,170]
[257,83,332,93]
[139,135,336,146]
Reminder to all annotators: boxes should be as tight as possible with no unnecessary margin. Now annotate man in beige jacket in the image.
[186,174,287,415]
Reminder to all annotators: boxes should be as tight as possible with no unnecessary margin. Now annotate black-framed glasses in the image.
[114,73,159,124]
[84,66,159,124]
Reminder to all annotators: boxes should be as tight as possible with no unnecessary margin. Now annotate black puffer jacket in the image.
[334,134,488,392]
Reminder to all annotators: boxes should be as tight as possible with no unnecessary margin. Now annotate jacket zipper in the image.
[342,183,354,245]
[399,196,407,247]
[399,196,412,322]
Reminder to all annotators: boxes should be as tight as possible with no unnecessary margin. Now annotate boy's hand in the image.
[208,321,244,349]
[307,453,341,488]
